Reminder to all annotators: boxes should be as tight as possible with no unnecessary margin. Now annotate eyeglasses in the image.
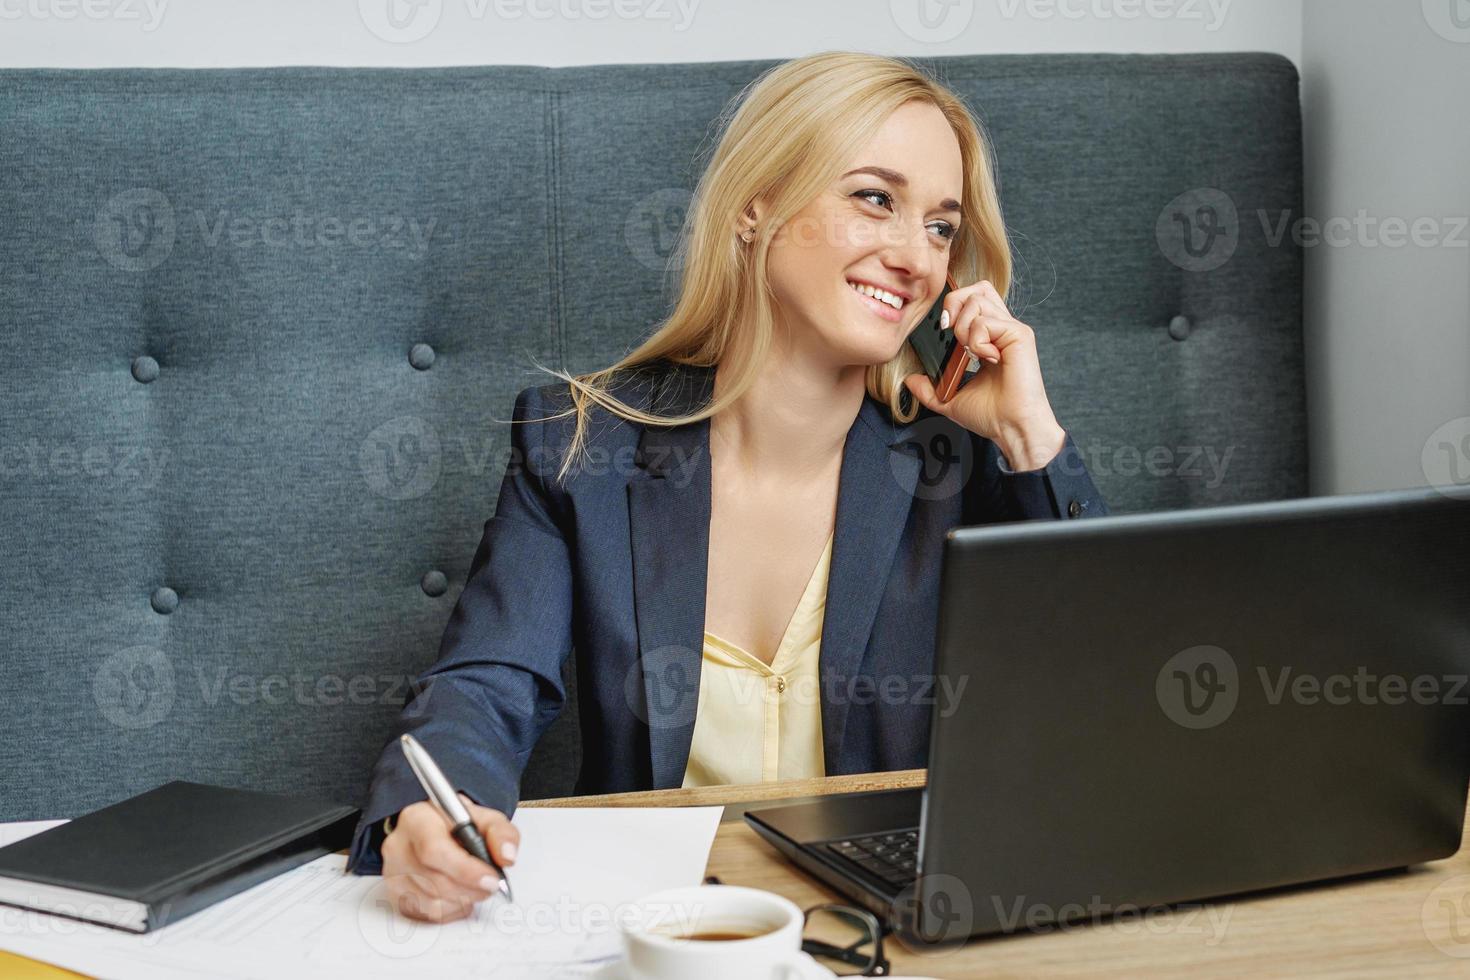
[801,903,890,977]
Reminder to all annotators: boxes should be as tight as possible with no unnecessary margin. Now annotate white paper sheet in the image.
[0,806,722,979]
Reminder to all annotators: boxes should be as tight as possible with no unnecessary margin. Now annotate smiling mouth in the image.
[845,278,909,311]
[846,279,910,323]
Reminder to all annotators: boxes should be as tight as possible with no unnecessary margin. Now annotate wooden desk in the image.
[524,770,1470,978]
[9,771,1469,978]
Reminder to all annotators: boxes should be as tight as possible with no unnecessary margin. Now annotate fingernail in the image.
[501,841,517,862]
[939,310,950,331]
[479,874,500,892]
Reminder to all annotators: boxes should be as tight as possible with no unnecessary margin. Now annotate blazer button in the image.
[1068,499,1083,518]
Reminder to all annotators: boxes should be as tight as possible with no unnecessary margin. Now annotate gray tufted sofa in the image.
[0,53,1306,821]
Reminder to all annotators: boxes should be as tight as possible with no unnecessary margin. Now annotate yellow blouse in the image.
[682,530,832,788]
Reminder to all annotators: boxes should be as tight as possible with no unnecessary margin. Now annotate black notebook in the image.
[0,781,358,933]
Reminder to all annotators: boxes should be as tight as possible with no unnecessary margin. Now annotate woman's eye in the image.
[854,188,892,210]
[854,189,957,241]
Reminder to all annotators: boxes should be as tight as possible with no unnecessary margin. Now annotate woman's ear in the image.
[736,195,767,239]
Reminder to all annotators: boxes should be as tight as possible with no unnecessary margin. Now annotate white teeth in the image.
[847,280,904,310]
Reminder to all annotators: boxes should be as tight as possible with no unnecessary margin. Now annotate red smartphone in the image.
[904,272,973,404]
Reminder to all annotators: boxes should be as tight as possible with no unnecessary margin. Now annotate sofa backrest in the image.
[0,53,1305,819]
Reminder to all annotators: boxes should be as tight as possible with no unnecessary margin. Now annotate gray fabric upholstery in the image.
[0,53,1305,821]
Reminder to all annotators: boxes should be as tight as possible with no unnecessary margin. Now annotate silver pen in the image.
[399,733,514,902]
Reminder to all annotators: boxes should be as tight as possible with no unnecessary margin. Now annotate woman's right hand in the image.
[380,794,520,923]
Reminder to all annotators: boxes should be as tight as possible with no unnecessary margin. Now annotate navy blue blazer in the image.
[348,358,1109,872]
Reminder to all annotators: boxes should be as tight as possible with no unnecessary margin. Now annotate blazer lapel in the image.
[626,361,922,786]
[627,363,716,789]
[819,397,921,773]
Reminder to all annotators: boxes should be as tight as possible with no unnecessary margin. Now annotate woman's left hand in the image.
[903,279,1068,472]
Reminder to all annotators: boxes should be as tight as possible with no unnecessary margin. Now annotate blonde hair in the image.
[533,50,1012,485]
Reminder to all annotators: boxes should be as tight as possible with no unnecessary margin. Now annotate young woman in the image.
[349,50,1109,923]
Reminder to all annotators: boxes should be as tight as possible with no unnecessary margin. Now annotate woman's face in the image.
[761,99,964,369]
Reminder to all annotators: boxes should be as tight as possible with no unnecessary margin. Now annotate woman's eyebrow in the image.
[841,165,962,214]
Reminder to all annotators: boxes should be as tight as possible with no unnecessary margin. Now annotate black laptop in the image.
[746,486,1470,943]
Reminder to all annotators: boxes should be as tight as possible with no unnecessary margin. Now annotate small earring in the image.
[740,228,754,243]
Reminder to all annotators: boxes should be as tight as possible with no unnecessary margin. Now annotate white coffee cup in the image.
[620,884,822,980]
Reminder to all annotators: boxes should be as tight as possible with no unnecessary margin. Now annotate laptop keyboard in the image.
[824,829,920,890]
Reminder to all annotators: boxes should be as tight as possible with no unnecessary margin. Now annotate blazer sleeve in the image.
[346,383,575,875]
[964,427,1111,524]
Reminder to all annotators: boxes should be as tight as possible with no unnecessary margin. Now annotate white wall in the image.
[1302,0,1470,496]
[0,0,1299,67]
